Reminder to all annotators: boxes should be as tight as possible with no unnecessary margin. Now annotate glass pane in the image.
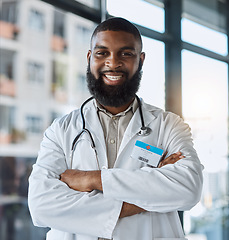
[182,50,228,240]
[0,157,50,240]
[182,18,228,56]
[107,0,164,33]
[0,0,96,239]
[182,0,227,40]
[139,36,165,109]
[76,0,100,9]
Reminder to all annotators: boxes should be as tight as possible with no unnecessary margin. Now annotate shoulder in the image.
[141,100,190,134]
[142,100,181,122]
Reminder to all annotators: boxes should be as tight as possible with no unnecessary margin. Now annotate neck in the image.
[99,98,135,115]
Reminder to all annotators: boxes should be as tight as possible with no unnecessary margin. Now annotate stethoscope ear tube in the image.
[136,95,151,136]
[71,129,95,151]
[80,96,94,129]
[70,128,99,169]
[70,95,152,169]
[71,96,95,152]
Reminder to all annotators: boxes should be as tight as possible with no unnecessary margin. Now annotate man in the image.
[28,18,203,240]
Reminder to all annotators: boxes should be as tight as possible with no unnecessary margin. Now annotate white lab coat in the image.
[28,99,203,240]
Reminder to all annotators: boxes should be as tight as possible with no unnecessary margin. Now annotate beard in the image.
[86,61,143,107]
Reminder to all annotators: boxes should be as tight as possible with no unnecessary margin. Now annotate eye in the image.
[121,52,134,57]
[95,51,107,57]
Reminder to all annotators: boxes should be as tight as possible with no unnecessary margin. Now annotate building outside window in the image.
[0,1,17,24]
[28,8,45,31]
[0,49,16,97]
[181,0,228,239]
[53,9,65,37]
[52,60,67,102]
[26,115,43,134]
[76,24,92,43]
[182,50,228,239]
[27,61,44,83]
[51,9,66,52]
[0,105,15,144]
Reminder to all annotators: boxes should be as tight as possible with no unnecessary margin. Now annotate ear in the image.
[87,50,91,64]
[140,52,145,66]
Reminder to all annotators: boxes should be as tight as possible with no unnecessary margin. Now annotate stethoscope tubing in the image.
[70,95,151,169]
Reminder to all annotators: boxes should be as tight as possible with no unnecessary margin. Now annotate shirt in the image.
[95,98,138,240]
[96,98,138,169]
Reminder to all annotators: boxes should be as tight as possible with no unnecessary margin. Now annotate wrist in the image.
[90,170,102,191]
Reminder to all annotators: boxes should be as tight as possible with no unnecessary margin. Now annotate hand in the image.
[119,202,146,218]
[60,169,102,192]
[158,151,184,168]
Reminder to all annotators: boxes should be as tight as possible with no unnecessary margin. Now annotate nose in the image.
[105,54,122,69]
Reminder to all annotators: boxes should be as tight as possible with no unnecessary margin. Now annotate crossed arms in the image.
[60,152,184,218]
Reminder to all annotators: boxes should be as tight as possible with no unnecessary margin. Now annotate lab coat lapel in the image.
[118,101,156,155]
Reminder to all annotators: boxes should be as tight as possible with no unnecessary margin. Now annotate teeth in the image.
[105,75,122,81]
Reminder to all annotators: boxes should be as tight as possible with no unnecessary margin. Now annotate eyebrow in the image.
[94,45,136,51]
[94,45,108,50]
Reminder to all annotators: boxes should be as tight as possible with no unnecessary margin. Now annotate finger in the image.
[159,153,184,168]
[162,152,180,162]
[168,152,183,159]
[158,162,163,168]
[163,155,184,166]
[160,151,168,161]
[59,173,64,181]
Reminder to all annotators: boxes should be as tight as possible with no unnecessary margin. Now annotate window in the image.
[53,9,65,37]
[0,105,15,134]
[0,49,15,80]
[27,61,44,83]
[182,50,228,239]
[0,0,228,239]
[182,18,228,56]
[107,0,164,33]
[0,156,49,239]
[28,9,45,31]
[139,36,165,109]
[26,115,43,134]
[52,61,67,102]
[76,24,92,43]
[0,1,17,23]
[77,0,100,9]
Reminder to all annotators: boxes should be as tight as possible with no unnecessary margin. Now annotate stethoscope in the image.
[70,95,151,169]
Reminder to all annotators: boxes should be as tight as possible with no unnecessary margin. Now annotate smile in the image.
[101,72,126,86]
[104,74,123,81]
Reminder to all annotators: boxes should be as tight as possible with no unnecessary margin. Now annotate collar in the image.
[94,97,138,118]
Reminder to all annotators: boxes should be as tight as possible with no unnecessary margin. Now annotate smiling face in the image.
[86,30,145,108]
[87,31,145,85]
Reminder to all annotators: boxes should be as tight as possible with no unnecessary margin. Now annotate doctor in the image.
[28,17,203,240]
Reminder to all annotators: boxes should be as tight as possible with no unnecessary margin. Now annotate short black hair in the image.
[91,17,143,50]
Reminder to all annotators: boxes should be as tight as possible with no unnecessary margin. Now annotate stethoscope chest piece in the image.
[137,126,151,136]
[70,95,152,169]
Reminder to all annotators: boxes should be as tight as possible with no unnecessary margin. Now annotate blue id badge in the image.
[131,140,164,167]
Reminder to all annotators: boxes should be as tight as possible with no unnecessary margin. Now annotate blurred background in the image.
[0,0,228,239]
